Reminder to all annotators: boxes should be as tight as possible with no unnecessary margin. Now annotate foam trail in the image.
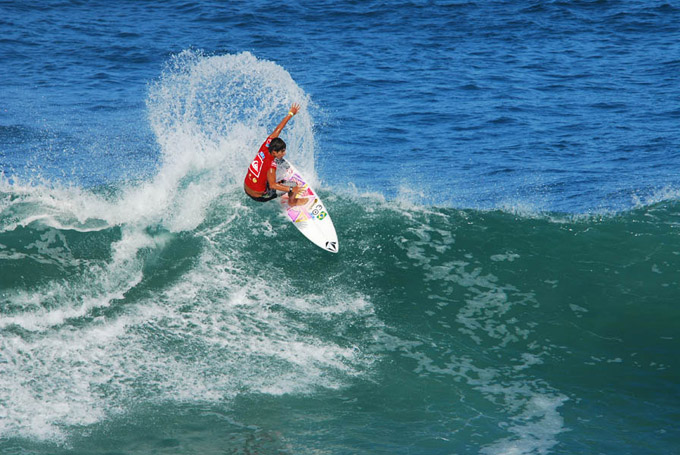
[2,50,316,233]
[0,51,319,331]
[387,215,570,455]
[0,227,152,332]
[0,52,380,444]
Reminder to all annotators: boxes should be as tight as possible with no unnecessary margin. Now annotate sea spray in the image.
[0,52,380,444]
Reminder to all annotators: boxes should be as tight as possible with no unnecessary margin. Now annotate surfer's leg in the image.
[245,187,278,202]
[287,197,308,207]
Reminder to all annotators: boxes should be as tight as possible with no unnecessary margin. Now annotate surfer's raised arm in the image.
[269,103,300,138]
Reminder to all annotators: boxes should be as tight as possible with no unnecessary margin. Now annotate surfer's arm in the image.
[268,103,300,138]
[267,168,301,194]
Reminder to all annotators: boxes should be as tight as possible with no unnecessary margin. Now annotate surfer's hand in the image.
[290,185,302,196]
[289,103,300,116]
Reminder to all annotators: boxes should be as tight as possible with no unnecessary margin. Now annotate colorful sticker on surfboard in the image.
[277,159,338,253]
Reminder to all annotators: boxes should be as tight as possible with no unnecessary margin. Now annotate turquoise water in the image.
[2,188,678,453]
[1,1,680,454]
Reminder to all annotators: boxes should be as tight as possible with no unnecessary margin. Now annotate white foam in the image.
[491,252,520,262]
[631,185,680,209]
[2,50,317,235]
[388,216,569,454]
[480,394,569,455]
[0,230,378,443]
[1,253,379,441]
[1,51,379,444]
[0,229,146,332]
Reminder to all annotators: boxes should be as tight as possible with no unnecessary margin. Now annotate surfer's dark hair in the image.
[269,138,286,153]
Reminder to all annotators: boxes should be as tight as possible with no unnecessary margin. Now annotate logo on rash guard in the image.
[249,154,264,177]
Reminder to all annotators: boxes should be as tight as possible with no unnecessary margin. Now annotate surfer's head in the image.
[269,138,286,156]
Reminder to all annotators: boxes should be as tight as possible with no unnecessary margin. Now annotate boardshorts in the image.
[246,183,278,202]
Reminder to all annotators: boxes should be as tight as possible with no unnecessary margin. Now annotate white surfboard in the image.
[276,159,338,253]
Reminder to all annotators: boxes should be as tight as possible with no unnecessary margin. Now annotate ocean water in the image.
[1,1,679,454]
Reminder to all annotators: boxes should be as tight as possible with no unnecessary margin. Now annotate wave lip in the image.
[0,51,366,444]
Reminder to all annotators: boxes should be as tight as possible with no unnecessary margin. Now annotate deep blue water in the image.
[1,1,679,454]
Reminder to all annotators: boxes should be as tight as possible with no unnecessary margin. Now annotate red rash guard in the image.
[244,138,278,193]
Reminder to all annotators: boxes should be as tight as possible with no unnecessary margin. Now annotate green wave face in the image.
[2,181,678,452]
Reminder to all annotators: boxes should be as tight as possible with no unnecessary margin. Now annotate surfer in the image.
[244,104,303,202]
